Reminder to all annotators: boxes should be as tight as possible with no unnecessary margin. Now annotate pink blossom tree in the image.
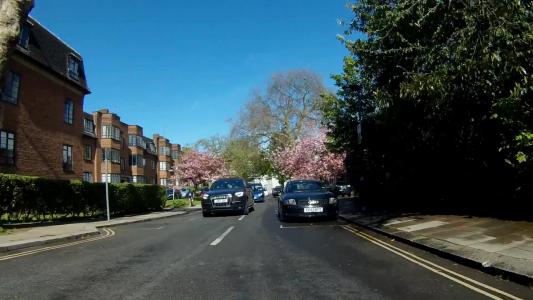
[272,130,345,182]
[175,149,229,187]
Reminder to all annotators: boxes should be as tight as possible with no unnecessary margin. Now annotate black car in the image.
[201,178,254,217]
[166,188,176,199]
[336,182,353,197]
[277,179,338,221]
[272,186,282,198]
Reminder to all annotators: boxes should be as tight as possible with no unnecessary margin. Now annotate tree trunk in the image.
[0,0,34,78]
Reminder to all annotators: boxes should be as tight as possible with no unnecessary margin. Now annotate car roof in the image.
[214,177,244,181]
[286,179,322,184]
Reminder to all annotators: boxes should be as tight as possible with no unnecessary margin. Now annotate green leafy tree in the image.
[222,139,272,180]
[325,0,533,213]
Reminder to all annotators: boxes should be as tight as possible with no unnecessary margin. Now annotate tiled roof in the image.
[16,16,90,93]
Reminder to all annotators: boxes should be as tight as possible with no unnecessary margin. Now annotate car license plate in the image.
[304,207,323,213]
[213,199,228,203]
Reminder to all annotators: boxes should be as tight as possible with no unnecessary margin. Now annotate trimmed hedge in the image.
[0,174,166,223]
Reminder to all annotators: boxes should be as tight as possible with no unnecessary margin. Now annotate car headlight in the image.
[329,197,337,205]
[258,193,263,197]
[202,194,209,200]
[284,198,296,205]
[235,191,244,197]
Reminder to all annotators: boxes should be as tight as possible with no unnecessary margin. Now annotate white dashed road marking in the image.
[238,215,246,221]
[210,226,234,246]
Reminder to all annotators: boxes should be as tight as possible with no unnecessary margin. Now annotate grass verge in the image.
[165,199,201,208]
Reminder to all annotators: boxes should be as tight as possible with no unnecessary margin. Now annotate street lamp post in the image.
[105,156,111,221]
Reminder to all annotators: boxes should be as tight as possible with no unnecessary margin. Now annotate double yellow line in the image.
[341,225,522,300]
[0,228,115,262]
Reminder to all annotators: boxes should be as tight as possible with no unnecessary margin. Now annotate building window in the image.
[102,148,120,164]
[129,154,145,167]
[64,99,74,124]
[128,135,147,149]
[83,118,94,134]
[68,55,80,80]
[18,23,30,49]
[160,178,167,186]
[159,146,170,156]
[63,145,73,171]
[132,175,145,184]
[102,173,120,183]
[147,141,156,154]
[0,130,15,164]
[151,160,156,170]
[102,125,121,141]
[171,150,180,160]
[83,144,92,161]
[83,172,93,183]
[1,71,20,104]
[159,161,169,171]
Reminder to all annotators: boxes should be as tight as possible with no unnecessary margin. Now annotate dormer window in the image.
[18,23,30,49]
[67,55,80,80]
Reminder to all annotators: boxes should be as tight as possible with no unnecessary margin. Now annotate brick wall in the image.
[0,54,87,180]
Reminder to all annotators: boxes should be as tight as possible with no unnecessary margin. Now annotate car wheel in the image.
[202,211,210,217]
[278,206,287,222]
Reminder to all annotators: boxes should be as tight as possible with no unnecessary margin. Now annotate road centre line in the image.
[210,226,234,246]
[341,225,521,300]
[238,215,246,221]
[0,228,115,262]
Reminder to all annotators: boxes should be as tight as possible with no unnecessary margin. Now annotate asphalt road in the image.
[0,197,531,299]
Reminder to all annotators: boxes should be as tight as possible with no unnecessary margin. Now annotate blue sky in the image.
[31,0,353,146]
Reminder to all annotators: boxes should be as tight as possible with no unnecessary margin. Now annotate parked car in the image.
[272,186,283,198]
[336,182,353,197]
[166,188,176,200]
[201,177,254,217]
[249,183,265,202]
[179,188,191,198]
[277,179,338,222]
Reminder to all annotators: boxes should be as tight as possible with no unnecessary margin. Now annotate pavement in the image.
[0,196,531,299]
[339,199,533,282]
[0,206,201,252]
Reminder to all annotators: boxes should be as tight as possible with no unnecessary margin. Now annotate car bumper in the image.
[282,205,338,218]
[253,196,265,202]
[201,202,245,213]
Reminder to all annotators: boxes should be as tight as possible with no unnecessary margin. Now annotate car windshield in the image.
[286,181,326,193]
[210,179,244,190]
[250,184,263,191]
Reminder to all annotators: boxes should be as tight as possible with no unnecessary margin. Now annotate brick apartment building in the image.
[0,16,182,187]
[153,134,174,186]
[83,109,177,186]
[170,143,182,186]
[0,17,90,180]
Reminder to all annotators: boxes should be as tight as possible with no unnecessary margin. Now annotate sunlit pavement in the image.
[0,196,530,299]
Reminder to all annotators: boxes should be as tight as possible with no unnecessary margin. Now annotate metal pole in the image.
[105,157,110,221]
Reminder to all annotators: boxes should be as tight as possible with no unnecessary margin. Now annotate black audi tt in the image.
[277,179,338,221]
[201,177,254,217]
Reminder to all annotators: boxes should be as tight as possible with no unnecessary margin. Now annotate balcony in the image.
[83,128,96,138]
